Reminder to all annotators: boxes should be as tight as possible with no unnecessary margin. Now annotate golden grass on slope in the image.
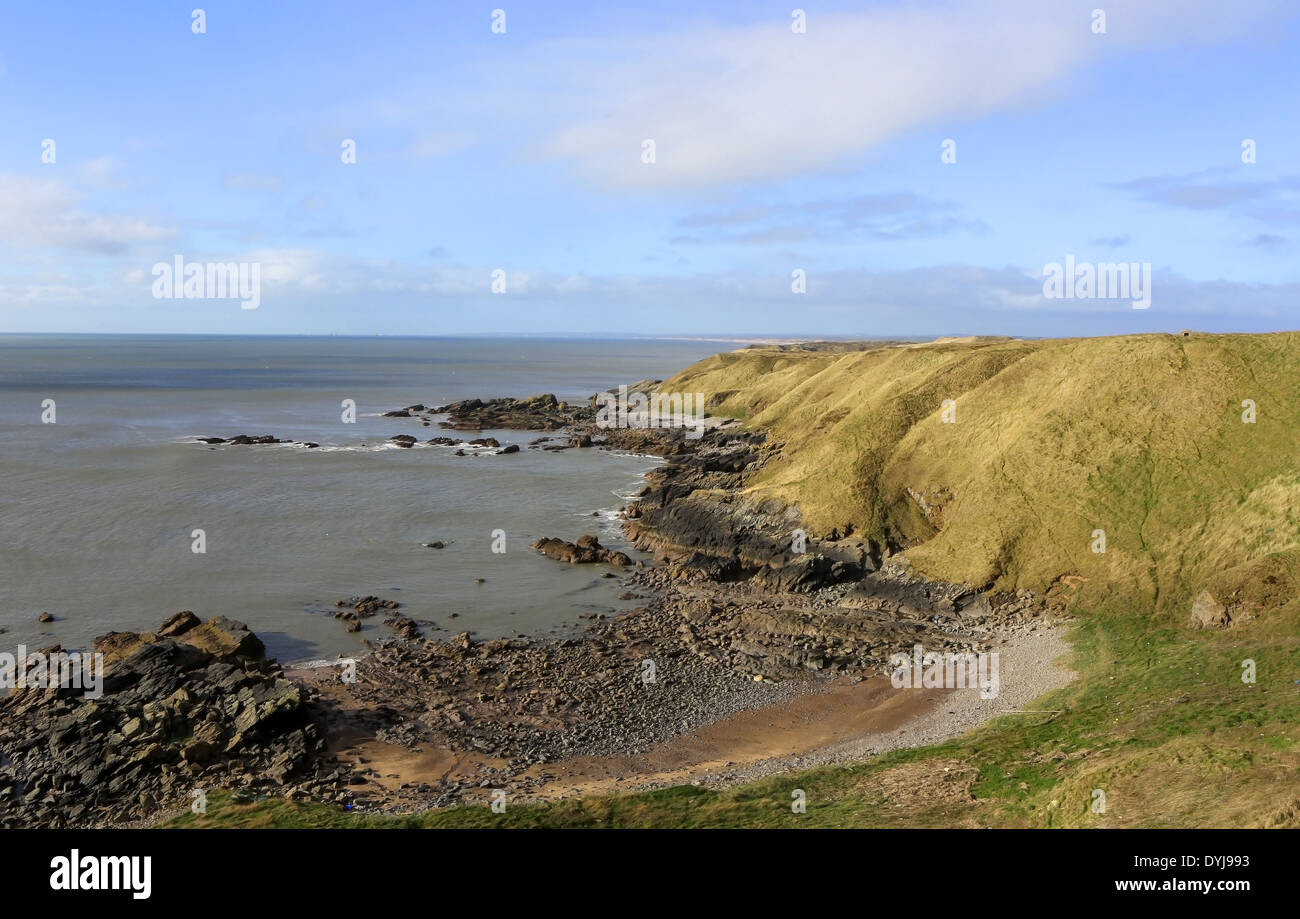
[670,333,1300,619]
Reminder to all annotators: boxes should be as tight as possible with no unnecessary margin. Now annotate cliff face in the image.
[653,333,1300,620]
[623,428,877,590]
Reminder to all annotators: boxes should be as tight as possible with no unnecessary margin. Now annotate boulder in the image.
[157,610,200,637]
[531,536,632,567]
[179,616,266,663]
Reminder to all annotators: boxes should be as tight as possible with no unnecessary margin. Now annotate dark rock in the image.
[0,614,343,829]
[226,434,285,445]
[336,596,399,618]
[384,613,421,640]
[433,394,581,432]
[531,536,632,567]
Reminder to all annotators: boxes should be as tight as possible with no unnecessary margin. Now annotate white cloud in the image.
[492,0,1295,190]
[77,156,128,192]
[3,243,1295,335]
[0,173,174,254]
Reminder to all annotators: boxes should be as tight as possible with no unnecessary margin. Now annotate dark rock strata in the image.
[623,428,876,592]
[0,614,349,828]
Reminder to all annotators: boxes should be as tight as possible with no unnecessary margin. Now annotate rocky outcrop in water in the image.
[434,394,587,431]
[333,596,401,632]
[383,392,723,458]
[531,535,632,567]
[197,435,320,448]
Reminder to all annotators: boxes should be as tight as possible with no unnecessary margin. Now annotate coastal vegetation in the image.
[169,332,1300,828]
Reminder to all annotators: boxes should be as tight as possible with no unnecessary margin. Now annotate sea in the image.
[0,335,727,663]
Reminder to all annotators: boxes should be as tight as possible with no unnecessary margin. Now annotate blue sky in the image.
[1,0,1298,336]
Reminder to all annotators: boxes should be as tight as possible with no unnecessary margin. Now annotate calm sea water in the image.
[0,335,725,662]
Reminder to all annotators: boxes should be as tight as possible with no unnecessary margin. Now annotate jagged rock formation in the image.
[624,428,875,592]
[0,613,348,828]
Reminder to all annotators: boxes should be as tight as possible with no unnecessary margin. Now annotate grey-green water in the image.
[0,335,724,662]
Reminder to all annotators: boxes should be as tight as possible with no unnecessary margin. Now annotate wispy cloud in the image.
[674,193,987,245]
[4,245,1296,334]
[495,0,1294,190]
[0,174,174,255]
[77,156,129,192]
[223,173,283,194]
[1112,170,1300,224]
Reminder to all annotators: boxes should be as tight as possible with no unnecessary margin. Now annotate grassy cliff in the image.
[668,332,1300,622]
